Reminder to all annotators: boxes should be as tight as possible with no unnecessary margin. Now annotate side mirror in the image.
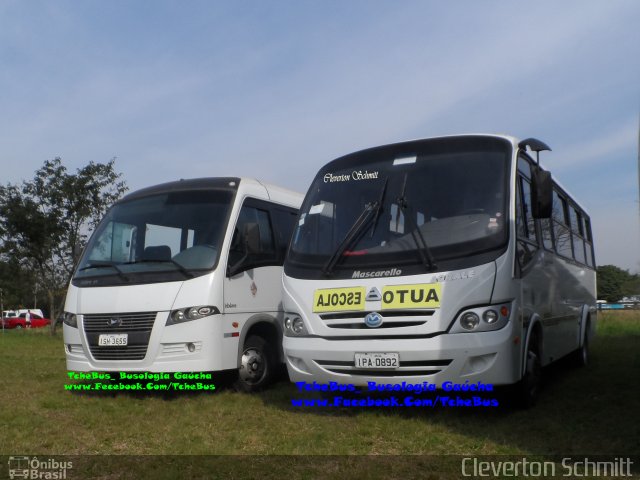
[531,168,553,219]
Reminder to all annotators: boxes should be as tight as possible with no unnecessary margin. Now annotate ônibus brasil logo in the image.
[8,456,73,479]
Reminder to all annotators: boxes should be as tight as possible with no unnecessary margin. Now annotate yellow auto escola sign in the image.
[313,287,366,313]
[381,283,441,309]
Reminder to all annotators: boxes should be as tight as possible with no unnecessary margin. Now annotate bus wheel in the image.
[515,336,542,408]
[235,335,274,393]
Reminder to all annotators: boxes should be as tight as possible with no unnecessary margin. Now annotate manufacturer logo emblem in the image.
[352,268,402,279]
[108,317,122,327]
[366,287,382,302]
[364,312,383,328]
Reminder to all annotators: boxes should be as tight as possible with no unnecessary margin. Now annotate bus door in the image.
[223,199,281,316]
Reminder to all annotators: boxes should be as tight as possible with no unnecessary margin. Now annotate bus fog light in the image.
[187,343,196,352]
[460,312,480,330]
[483,310,499,324]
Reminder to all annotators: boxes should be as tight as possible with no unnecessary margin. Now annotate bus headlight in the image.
[284,313,309,337]
[167,306,220,325]
[483,309,499,324]
[460,312,480,330]
[63,312,77,328]
[450,302,512,334]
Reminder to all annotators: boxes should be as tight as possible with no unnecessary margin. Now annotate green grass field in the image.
[0,312,638,478]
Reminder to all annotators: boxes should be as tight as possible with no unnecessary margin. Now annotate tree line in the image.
[0,158,638,333]
[0,158,127,331]
[596,265,640,303]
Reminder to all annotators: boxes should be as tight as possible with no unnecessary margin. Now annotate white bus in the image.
[63,177,302,391]
[282,134,596,405]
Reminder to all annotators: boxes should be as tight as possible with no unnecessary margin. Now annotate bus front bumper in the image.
[283,326,522,387]
[63,316,230,373]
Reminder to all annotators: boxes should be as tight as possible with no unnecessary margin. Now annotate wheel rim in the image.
[239,347,266,385]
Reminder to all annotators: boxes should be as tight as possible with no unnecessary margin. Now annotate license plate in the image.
[98,333,128,346]
[355,352,399,369]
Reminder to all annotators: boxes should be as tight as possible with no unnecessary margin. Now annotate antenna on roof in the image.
[518,138,552,165]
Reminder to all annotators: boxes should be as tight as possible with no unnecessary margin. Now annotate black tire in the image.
[573,321,590,368]
[514,333,542,408]
[234,335,275,393]
[15,324,23,330]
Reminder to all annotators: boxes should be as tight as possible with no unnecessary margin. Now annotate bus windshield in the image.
[74,189,233,286]
[286,136,511,278]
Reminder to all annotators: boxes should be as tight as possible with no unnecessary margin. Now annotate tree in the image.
[0,157,127,332]
[0,259,35,309]
[596,265,639,302]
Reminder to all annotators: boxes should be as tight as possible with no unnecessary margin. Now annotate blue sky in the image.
[1,1,639,271]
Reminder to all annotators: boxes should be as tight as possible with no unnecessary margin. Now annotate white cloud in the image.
[1,0,639,269]
[590,204,640,272]
[553,118,639,171]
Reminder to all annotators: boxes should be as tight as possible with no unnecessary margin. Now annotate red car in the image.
[2,312,51,329]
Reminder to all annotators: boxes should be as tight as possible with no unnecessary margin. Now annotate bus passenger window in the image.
[584,217,595,267]
[540,218,554,250]
[552,191,573,259]
[516,175,538,268]
[570,206,586,264]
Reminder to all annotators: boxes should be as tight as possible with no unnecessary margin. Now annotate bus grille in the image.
[314,359,452,377]
[83,312,157,361]
[318,310,434,329]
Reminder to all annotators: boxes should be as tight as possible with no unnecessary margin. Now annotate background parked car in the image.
[2,312,51,329]
[2,309,45,318]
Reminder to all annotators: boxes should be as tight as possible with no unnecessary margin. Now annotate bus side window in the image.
[584,216,595,267]
[540,218,554,250]
[552,191,573,259]
[271,208,298,263]
[516,157,537,242]
[229,203,277,271]
[516,169,538,269]
[569,205,586,265]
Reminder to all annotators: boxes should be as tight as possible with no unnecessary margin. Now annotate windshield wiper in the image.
[397,173,438,272]
[78,263,130,282]
[322,180,388,276]
[123,259,194,278]
[369,178,388,238]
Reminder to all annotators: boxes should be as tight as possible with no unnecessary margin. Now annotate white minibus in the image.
[282,134,596,404]
[63,177,302,391]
